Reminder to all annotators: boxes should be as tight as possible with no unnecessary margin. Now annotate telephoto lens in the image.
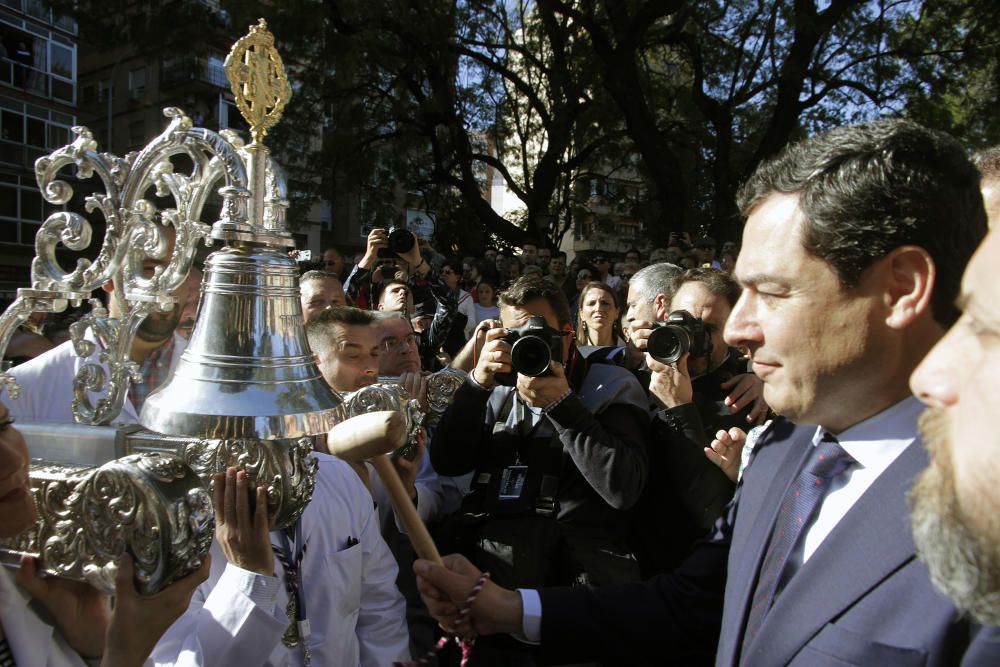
[510,335,553,376]
[494,316,564,385]
[647,310,707,365]
[387,226,415,254]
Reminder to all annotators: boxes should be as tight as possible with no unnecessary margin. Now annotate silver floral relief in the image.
[177,436,317,530]
[424,367,467,427]
[340,382,425,459]
[0,453,213,595]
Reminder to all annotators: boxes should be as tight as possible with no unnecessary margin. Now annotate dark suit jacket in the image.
[537,418,1000,666]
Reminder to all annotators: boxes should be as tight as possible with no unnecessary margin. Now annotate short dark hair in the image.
[973,146,1000,183]
[672,268,741,308]
[737,119,986,326]
[551,250,567,261]
[305,306,374,354]
[499,276,572,328]
[376,278,409,306]
[300,269,341,285]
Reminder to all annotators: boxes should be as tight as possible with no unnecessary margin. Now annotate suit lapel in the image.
[743,440,926,666]
[716,420,815,667]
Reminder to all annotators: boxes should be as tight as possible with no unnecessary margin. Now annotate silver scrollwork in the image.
[0,453,213,594]
[178,436,317,530]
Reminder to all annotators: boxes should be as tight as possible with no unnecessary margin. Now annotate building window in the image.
[0,23,77,102]
[128,118,145,146]
[0,173,54,245]
[0,96,74,166]
[128,67,146,99]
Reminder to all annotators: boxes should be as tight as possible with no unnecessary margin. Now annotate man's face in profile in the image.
[136,228,188,344]
[910,229,1000,624]
[724,193,886,430]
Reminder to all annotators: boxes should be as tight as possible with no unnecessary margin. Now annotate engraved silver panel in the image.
[0,453,213,594]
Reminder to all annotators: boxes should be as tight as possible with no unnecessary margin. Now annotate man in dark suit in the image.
[414,119,1000,666]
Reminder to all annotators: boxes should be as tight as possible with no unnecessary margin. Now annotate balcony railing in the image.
[0,57,74,103]
[0,0,77,34]
[160,57,228,90]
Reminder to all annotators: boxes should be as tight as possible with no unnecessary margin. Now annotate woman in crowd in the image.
[0,400,209,667]
[473,279,500,327]
[576,281,624,347]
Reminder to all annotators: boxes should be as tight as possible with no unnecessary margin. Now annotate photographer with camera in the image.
[344,226,430,308]
[431,277,650,623]
[345,226,465,371]
[626,266,768,574]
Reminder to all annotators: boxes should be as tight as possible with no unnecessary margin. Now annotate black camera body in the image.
[647,310,708,365]
[378,225,416,258]
[494,316,564,386]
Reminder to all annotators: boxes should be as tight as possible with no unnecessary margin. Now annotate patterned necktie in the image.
[741,433,854,656]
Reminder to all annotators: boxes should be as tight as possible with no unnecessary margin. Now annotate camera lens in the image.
[647,325,691,365]
[388,228,415,254]
[510,336,552,376]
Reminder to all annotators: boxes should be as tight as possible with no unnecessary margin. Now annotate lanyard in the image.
[273,519,310,642]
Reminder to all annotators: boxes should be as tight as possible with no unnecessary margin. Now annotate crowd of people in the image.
[1,117,1000,667]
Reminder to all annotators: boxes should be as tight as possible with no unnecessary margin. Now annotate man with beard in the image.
[909,225,1000,625]
[7,225,191,422]
[175,266,202,339]
[413,120,1000,665]
[973,146,1000,228]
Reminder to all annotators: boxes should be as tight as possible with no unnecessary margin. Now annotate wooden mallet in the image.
[325,410,443,564]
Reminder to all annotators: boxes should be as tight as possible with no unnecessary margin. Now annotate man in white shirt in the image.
[151,457,409,666]
[8,224,190,423]
[153,305,410,665]
[412,120,1000,665]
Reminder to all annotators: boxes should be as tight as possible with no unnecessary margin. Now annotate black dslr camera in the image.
[378,224,416,258]
[494,316,564,386]
[647,310,709,365]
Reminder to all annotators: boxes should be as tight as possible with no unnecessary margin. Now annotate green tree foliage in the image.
[55,0,1000,250]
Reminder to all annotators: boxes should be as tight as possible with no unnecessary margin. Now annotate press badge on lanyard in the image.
[498,464,529,499]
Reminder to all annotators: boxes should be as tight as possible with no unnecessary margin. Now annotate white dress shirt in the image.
[0,567,92,667]
[7,332,187,425]
[151,453,409,666]
[519,396,923,642]
[791,396,921,568]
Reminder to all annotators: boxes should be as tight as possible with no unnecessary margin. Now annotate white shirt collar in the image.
[811,395,923,471]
